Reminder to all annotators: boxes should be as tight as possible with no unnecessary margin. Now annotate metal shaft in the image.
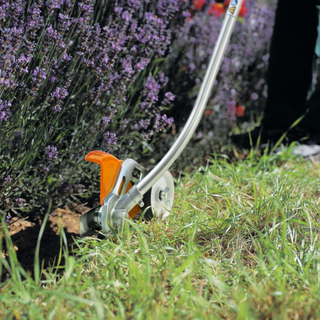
[138,0,243,196]
[117,0,244,210]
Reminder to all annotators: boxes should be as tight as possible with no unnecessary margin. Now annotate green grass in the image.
[2,147,320,319]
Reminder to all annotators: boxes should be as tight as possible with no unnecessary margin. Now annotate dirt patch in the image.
[1,204,91,276]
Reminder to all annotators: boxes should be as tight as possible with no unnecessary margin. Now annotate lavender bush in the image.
[0,0,180,217]
[166,0,276,142]
[0,0,278,219]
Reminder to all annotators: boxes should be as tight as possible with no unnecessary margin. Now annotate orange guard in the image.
[85,151,141,218]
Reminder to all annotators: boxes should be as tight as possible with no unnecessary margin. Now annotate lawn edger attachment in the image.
[79,0,244,237]
[79,151,174,236]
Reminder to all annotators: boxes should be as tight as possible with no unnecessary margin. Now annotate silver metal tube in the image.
[137,0,243,196]
[117,0,244,210]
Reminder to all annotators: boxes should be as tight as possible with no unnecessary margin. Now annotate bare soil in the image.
[1,204,91,276]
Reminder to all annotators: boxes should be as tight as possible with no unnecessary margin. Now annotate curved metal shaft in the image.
[138,0,243,195]
[116,0,244,211]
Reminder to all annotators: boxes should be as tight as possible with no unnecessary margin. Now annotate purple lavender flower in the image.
[45,145,59,160]
[114,7,123,14]
[135,119,151,130]
[52,104,62,113]
[4,175,12,185]
[59,13,69,20]
[39,145,58,172]
[103,117,110,127]
[121,118,129,130]
[31,66,47,93]
[183,10,191,18]
[62,53,72,62]
[0,100,11,122]
[46,0,64,13]
[104,132,117,146]
[39,164,51,172]
[32,67,47,79]
[164,92,174,102]
[43,24,58,44]
[17,52,32,66]
[5,215,11,224]
[50,87,68,112]
[49,76,58,83]
[122,11,132,22]
[120,57,133,75]
[135,58,150,71]
[15,198,26,207]
[78,3,90,12]
[128,0,141,9]
[144,77,161,101]
[51,87,68,100]
[153,114,174,133]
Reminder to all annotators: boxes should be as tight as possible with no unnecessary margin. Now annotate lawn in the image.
[1,147,320,319]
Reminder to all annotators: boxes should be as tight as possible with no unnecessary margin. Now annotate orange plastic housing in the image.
[85,150,141,218]
[85,151,123,206]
